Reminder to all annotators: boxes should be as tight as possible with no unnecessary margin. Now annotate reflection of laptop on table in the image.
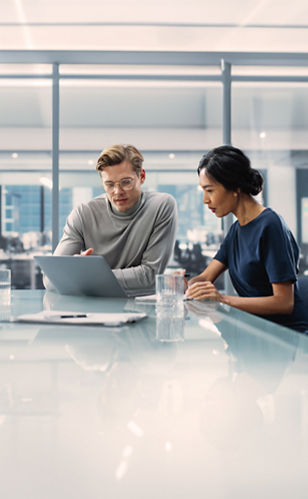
[35,255,127,298]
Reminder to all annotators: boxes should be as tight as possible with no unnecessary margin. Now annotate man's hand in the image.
[74,248,94,256]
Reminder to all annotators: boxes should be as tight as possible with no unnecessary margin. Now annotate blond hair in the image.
[96,144,144,175]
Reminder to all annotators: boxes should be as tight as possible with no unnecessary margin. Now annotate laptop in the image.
[35,255,128,298]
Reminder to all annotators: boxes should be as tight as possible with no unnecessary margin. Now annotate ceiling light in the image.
[40,177,53,189]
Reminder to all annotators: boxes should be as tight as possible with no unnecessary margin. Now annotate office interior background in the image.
[1,0,308,288]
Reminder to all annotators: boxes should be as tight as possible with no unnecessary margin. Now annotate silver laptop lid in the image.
[35,255,127,298]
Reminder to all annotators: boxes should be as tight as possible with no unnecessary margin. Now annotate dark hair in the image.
[197,145,263,196]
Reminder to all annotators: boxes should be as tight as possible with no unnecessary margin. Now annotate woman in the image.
[185,145,308,333]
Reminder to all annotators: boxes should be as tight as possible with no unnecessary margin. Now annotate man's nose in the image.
[113,182,124,193]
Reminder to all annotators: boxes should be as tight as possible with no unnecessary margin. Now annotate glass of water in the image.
[0,268,11,320]
[155,274,184,307]
[155,274,185,342]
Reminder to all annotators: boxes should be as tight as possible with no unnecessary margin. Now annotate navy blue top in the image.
[214,208,308,332]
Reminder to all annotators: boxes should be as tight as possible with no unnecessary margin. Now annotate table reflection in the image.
[186,299,299,452]
[1,290,307,499]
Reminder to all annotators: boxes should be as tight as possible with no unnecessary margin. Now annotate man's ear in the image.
[140,168,146,184]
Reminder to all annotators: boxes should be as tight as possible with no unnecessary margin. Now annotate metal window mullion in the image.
[222,59,231,145]
[52,63,60,252]
[221,59,234,295]
[40,185,44,233]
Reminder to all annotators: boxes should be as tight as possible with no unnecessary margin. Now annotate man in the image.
[44,144,177,296]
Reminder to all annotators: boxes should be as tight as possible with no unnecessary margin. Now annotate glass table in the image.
[1,290,308,498]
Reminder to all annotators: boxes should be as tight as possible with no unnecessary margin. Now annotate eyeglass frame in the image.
[102,176,138,192]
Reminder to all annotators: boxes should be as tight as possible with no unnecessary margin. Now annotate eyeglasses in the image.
[103,178,136,192]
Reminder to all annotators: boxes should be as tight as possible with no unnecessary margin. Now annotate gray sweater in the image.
[46,191,177,296]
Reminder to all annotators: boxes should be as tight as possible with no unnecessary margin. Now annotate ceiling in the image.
[1,0,308,52]
[1,0,308,169]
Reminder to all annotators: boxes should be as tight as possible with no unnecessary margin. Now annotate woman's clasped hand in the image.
[185,280,224,302]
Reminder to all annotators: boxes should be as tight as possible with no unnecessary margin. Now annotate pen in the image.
[60,314,87,318]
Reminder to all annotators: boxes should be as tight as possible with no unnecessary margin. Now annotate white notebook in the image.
[135,294,157,302]
[16,310,147,327]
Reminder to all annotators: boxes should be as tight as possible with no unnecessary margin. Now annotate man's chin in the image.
[113,200,130,211]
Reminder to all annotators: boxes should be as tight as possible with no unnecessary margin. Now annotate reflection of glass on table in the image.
[155,301,185,342]
[155,273,185,342]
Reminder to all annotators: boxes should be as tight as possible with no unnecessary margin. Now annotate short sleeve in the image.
[213,224,236,267]
[261,217,298,284]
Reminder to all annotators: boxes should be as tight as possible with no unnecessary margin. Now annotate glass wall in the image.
[0,56,308,287]
[232,79,308,274]
[0,67,52,288]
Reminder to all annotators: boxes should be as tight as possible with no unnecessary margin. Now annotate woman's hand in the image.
[185,280,224,302]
